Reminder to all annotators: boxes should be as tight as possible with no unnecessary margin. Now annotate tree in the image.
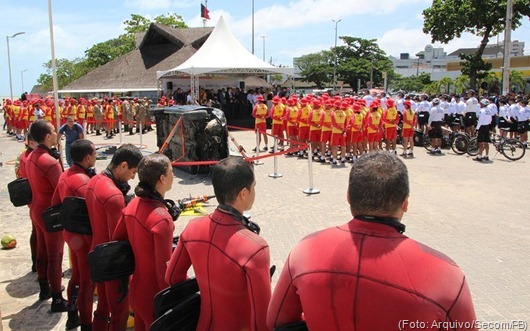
[389,73,431,93]
[509,70,527,92]
[423,0,530,90]
[294,51,334,89]
[334,37,395,91]
[453,75,470,95]
[37,58,91,91]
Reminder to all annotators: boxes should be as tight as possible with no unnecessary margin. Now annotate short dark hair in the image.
[211,157,254,205]
[70,139,95,163]
[109,144,143,169]
[29,119,51,143]
[135,153,171,195]
[348,152,409,216]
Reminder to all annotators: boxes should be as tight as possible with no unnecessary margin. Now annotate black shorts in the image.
[428,121,443,139]
[498,117,510,129]
[510,118,519,132]
[464,113,477,128]
[444,114,451,126]
[417,112,429,125]
[477,126,491,143]
[517,121,529,134]
[490,115,498,130]
[450,114,463,127]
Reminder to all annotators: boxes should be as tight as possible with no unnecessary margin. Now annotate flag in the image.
[201,4,210,19]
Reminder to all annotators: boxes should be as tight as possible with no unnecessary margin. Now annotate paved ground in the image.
[1,121,529,330]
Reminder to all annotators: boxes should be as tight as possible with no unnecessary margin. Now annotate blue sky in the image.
[2,0,530,98]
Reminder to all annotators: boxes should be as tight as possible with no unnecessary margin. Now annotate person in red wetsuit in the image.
[113,154,176,331]
[165,157,271,331]
[267,152,477,331]
[85,144,143,331]
[51,139,97,331]
[25,120,68,312]
[16,133,38,272]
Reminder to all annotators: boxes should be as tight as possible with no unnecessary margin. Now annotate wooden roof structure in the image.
[60,24,213,94]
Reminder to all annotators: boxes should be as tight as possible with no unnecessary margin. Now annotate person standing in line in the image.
[382,98,399,154]
[267,152,477,330]
[58,116,84,167]
[113,154,176,331]
[51,139,97,330]
[517,99,530,147]
[85,144,143,331]
[16,133,39,272]
[401,100,417,158]
[427,98,445,154]
[166,157,271,331]
[251,95,269,151]
[473,99,493,162]
[26,120,68,312]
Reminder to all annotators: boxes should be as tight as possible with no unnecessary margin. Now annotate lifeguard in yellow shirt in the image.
[382,98,399,153]
[330,101,348,165]
[252,95,269,151]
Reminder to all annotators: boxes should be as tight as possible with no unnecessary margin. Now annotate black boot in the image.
[39,280,51,300]
[80,324,92,331]
[129,127,134,135]
[95,130,101,136]
[65,309,81,330]
[51,293,68,312]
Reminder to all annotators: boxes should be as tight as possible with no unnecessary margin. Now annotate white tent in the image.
[156,16,294,99]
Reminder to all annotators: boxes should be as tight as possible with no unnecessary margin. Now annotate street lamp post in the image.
[332,19,341,92]
[21,69,28,94]
[260,35,267,61]
[6,31,25,101]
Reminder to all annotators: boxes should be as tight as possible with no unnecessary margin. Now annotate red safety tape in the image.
[167,124,308,167]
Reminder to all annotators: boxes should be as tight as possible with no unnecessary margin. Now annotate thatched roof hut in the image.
[60,23,213,97]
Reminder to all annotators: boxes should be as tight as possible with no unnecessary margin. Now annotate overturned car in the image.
[150,105,229,174]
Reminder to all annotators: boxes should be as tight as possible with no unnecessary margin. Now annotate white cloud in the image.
[228,0,426,36]
[378,27,484,58]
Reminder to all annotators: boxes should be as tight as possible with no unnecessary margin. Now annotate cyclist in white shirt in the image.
[497,98,510,139]
[517,99,530,146]
[416,95,431,134]
[464,90,479,136]
[474,99,493,162]
[486,96,498,134]
[507,97,520,138]
[427,98,445,154]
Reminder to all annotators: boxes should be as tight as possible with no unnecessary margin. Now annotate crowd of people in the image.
[250,89,530,164]
[2,95,155,142]
[14,121,479,330]
[5,85,527,330]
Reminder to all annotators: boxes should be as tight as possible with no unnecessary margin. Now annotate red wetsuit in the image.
[165,209,271,331]
[267,218,477,331]
[113,196,174,331]
[51,164,94,325]
[25,145,64,293]
[85,172,129,331]
[18,148,38,266]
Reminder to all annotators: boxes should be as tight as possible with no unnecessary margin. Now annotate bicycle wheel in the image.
[466,137,479,156]
[451,134,469,155]
[501,139,525,161]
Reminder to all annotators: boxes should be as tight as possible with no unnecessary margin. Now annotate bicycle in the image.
[422,126,469,155]
[466,131,526,161]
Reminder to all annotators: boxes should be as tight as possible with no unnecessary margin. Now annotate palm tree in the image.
[509,70,527,92]
[433,77,453,94]
[453,75,470,95]
[479,72,501,94]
